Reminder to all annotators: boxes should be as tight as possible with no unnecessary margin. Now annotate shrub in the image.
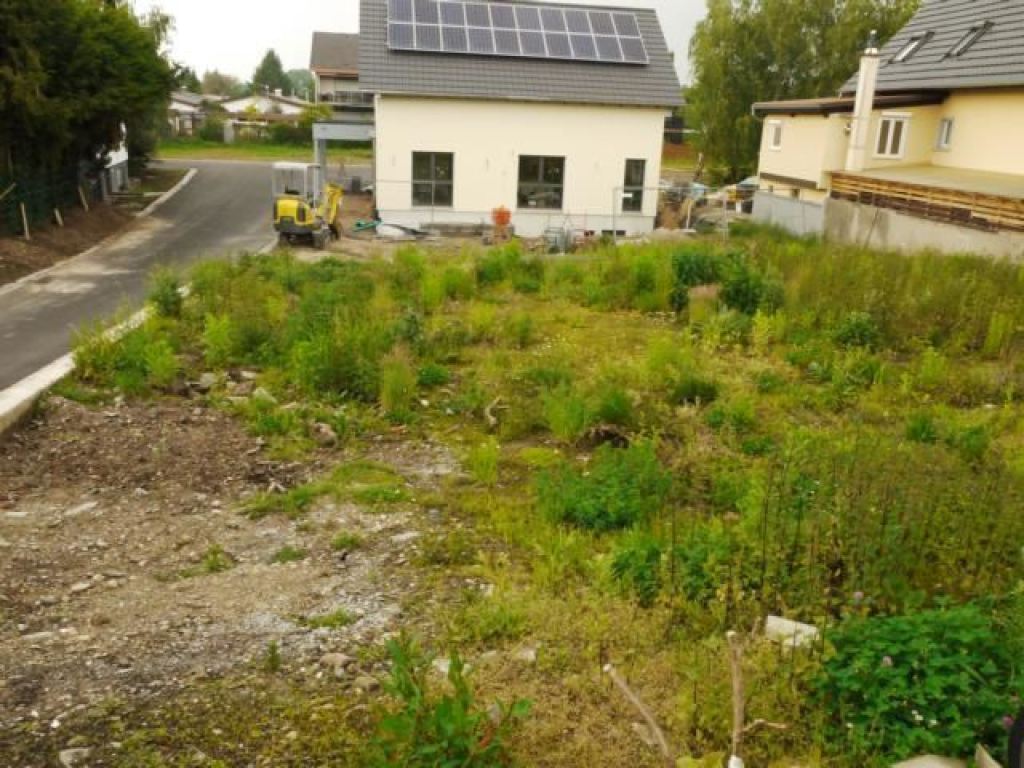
[451,593,527,645]
[536,441,670,531]
[817,604,1018,764]
[331,532,363,551]
[466,437,500,486]
[417,362,451,388]
[369,637,530,768]
[610,531,663,607]
[905,412,938,444]
[834,311,881,349]
[379,352,417,422]
[72,323,179,395]
[149,269,183,318]
[706,398,756,434]
[302,608,354,629]
[506,313,534,349]
[670,246,721,310]
[720,257,784,315]
[592,384,634,427]
[270,545,307,564]
[198,118,224,143]
[541,385,591,442]
[201,313,236,368]
[441,266,475,301]
[290,316,393,402]
[669,373,719,406]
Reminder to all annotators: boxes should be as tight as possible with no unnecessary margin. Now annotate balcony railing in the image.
[319,92,374,107]
[831,172,1024,233]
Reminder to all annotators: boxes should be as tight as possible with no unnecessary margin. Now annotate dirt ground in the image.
[0,168,186,288]
[0,395,459,741]
[0,206,133,287]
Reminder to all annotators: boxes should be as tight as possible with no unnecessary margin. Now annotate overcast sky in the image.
[131,0,702,84]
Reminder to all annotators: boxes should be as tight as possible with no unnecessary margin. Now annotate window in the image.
[948,22,993,58]
[937,118,954,150]
[875,114,909,158]
[412,151,453,207]
[767,120,783,150]
[622,159,646,212]
[517,155,564,210]
[892,32,931,63]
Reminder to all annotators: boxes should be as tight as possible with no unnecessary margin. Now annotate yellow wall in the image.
[862,105,941,170]
[932,90,1024,175]
[757,114,847,188]
[374,96,666,236]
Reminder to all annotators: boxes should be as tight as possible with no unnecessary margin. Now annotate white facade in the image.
[373,95,666,237]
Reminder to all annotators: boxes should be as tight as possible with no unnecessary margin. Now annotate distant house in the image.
[219,91,310,117]
[168,90,206,136]
[358,0,682,237]
[752,0,1024,257]
[310,31,375,128]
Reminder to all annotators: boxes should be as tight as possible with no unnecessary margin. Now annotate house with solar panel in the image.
[357,0,682,237]
[751,0,1024,258]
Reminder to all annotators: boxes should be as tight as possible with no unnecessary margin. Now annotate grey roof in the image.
[358,0,682,108]
[171,90,204,106]
[842,0,1024,94]
[311,31,361,72]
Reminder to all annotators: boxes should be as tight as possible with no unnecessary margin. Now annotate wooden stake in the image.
[54,207,64,227]
[0,182,15,203]
[19,201,30,240]
[603,663,674,767]
[728,631,745,764]
[78,185,90,212]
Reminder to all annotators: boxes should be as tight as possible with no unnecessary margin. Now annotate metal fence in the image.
[0,169,101,238]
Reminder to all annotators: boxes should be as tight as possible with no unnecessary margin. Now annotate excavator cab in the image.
[272,162,342,249]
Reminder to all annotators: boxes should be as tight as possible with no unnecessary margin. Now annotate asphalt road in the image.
[0,160,275,391]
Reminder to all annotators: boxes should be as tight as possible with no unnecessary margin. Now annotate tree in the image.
[175,65,201,93]
[687,0,919,181]
[287,69,314,101]
[201,69,244,98]
[252,49,290,96]
[0,0,175,176]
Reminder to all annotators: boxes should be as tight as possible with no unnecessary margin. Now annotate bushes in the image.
[369,637,530,768]
[73,321,180,395]
[818,604,1018,764]
[535,441,670,531]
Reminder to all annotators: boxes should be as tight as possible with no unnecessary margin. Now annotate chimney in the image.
[845,30,880,173]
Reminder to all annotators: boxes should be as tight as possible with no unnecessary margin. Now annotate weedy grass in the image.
[65,227,1024,766]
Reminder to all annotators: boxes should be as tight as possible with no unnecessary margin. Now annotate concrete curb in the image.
[136,167,197,219]
[0,305,150,441]
[0,167,198,300]
[0,233,278,442]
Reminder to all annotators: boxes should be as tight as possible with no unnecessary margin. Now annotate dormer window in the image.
[947,22,993,57]
[892,33,929,63]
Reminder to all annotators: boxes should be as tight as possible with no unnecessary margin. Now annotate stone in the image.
[196,373,218,393]
[764,615,819,648]
[630,722,658,748]
[69,582,93,594]
[975,746,1001,768]
[353,675,380,692]
[512,646,537,664]
[64,501,99,518]
[239,370,259,381]
[319,653,352,672]
[891,758,967,768]
[252,387,277,405]
[432,658,451,677]
[312,422,338,447]
[58,747,92,767]
[390,531,420,545]
[22,631,56,643]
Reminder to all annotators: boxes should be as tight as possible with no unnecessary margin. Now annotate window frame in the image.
[874,113,910,159]
[622,158,646,213]
[947,22,993,58]
[516,155,565,211]
[767,119,783,151]
[936,118,954,151]
[891,32,932,63]
[411,151,454,208]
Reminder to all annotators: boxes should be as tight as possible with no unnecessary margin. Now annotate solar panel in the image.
[386,1,649,65]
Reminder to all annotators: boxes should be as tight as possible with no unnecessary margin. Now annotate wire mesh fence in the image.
[0,169,102,238]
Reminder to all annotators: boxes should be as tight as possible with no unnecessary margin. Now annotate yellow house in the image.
[358,0,681,237]
[752,0,1024,258]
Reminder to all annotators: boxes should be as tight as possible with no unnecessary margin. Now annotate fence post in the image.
[78,185,90,212]
[19,201,30,240]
